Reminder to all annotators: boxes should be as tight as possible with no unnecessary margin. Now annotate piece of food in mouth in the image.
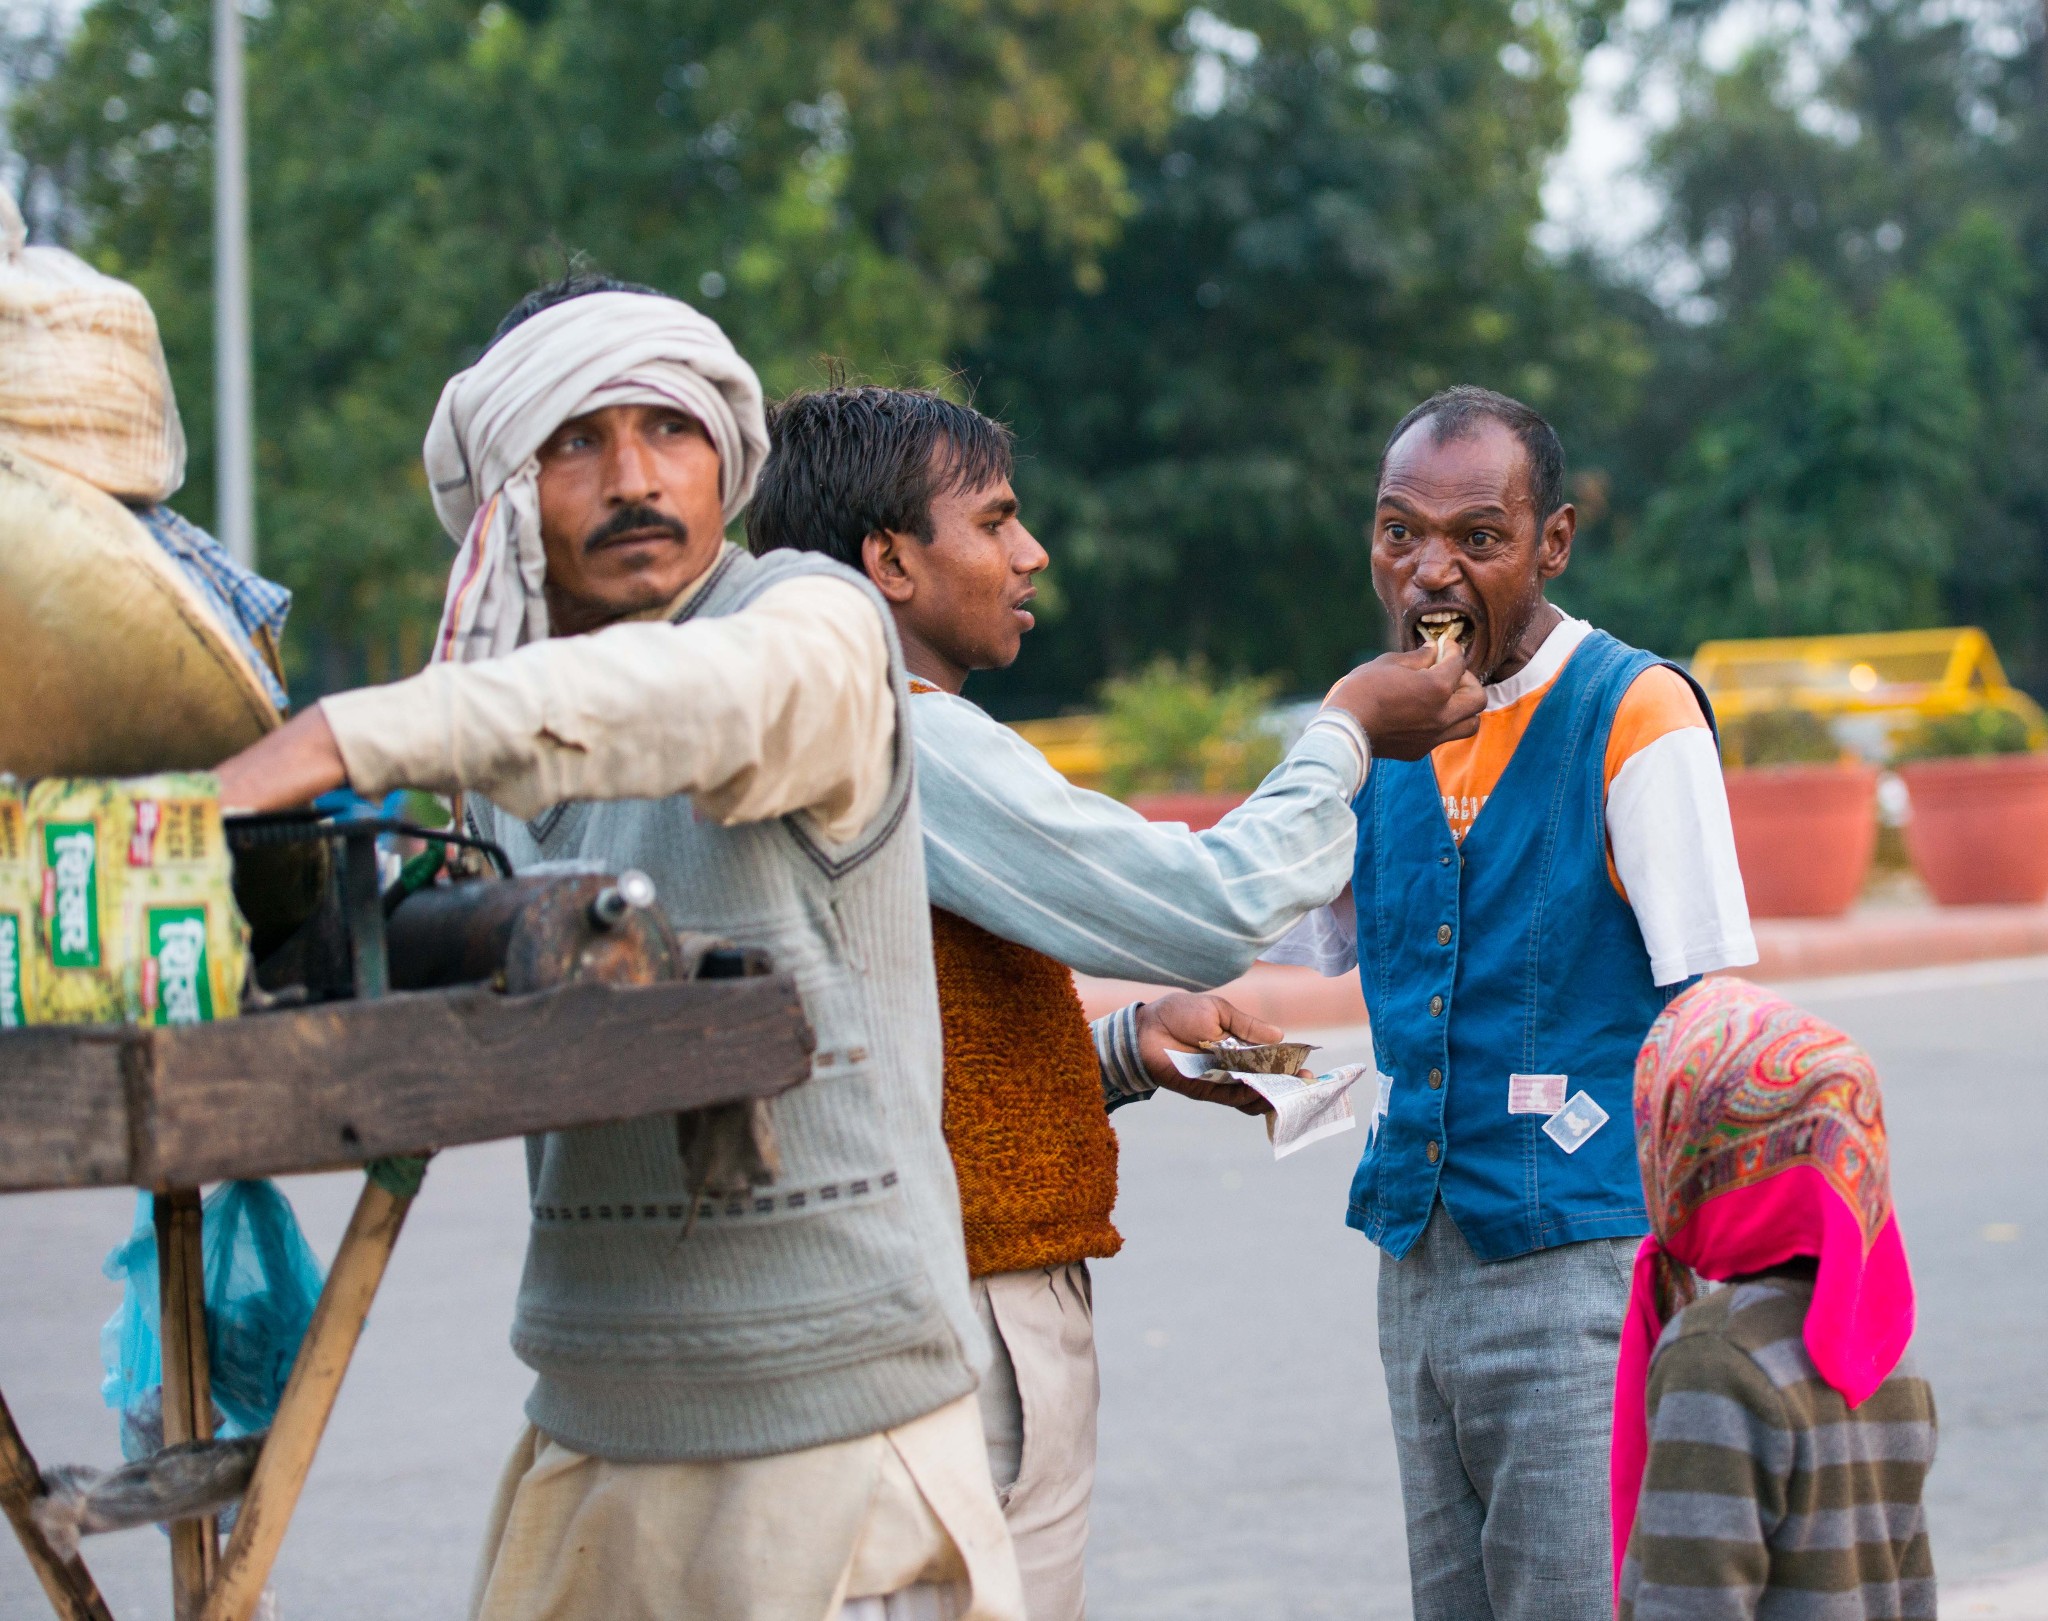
[1417,611,1471,663]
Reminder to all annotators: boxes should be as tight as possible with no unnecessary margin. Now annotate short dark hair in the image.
[746,387,1015,567]
[488,269,662,348]
[1379,386,1566,523]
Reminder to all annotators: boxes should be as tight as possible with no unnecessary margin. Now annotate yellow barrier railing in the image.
[1018,628,2048,782]
[1009,714,1109,788]
[1690,626,2048,750]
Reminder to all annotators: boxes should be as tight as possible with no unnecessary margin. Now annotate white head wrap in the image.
[423,289,768,664]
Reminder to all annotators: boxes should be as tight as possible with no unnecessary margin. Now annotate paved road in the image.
[3,957,2044,1618]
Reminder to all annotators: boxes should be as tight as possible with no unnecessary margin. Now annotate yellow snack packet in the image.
[28,777,126,1023]
[26,775,248,1025]
[0,779,29,1029]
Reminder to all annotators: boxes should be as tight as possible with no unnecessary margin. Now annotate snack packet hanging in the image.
[25,774,247,1024]
[0,778,29,1029]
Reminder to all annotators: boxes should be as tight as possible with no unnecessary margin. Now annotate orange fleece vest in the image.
[930,906,1122,1279]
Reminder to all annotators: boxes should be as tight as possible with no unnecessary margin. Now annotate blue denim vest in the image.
[1346,630,1705,1261]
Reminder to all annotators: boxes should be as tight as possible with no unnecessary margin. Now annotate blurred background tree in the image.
[5,0,1185,688]
[1098,656,1282,793]
[6,0,2048,711]
[963,0,1637,710]
[1561,0,2048,697]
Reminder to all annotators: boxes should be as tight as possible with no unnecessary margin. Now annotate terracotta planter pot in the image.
[1125,791,1248,832]
[1723,763,1878,919]
[1899,753,2048,906]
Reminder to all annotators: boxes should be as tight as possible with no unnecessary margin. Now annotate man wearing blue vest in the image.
[1270,386,1755,1621]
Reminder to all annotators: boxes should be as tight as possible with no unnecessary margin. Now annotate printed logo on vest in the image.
[43,824,100,969]
[0,915,22,1028]
[1542,1090,1609,1155]
[143,907,213,1026]
[1508,1073,1568,1114]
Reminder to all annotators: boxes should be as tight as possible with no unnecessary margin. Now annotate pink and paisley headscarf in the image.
[1610,976,1915,1594]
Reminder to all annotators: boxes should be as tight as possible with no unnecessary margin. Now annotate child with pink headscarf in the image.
[1612,976,1936,1619]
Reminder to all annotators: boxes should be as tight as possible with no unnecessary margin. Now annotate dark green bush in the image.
[1892,707,2034,760]
[1720,709,1842,769]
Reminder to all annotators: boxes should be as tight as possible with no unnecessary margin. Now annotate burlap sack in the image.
[0,188,186,502]
[0,445,276,777]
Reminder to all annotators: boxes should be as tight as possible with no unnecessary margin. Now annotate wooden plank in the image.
[135,975,811,1188]
[0,1387,117,1621]
[155,1190,218,1618]
[0,1031,129,1193]
[0,974,812,1193]
[200,1176,412,1621]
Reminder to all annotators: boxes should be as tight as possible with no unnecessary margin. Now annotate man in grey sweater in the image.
[216,277,1024,1621]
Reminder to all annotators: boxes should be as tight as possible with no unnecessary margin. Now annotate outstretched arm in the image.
[215,576,895,842]
[915,645,1479,989]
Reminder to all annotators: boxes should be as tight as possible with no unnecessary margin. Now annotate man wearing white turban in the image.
[216,274,1023,1621]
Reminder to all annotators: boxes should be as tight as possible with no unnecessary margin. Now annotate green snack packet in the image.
[0,780,29,1029]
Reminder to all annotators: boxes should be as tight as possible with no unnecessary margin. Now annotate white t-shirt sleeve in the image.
[1260,885,1359,976]
[1607,727,1758,985]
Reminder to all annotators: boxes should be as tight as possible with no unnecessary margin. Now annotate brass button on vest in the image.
[1429,994,1444,1016]
[1428,1067,1443,1089]
[1425,1139,1441,1164]
[1436,923,1453,945]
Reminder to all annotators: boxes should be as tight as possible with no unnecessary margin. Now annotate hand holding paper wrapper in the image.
[1167,1038,1373,1158]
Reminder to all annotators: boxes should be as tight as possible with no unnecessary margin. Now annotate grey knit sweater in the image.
[476,545,982,1463]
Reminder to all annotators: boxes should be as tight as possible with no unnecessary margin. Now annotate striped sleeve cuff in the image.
[1093,1003,1156,1113]
[1301,708,1370,795]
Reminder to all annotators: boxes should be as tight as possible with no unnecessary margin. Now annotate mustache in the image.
[582,505,690,554]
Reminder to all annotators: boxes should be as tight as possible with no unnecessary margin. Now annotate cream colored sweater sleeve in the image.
[319,576,896,843]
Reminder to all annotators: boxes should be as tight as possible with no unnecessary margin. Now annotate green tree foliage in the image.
[9,0,1183,687]
[1629,260,1975,643]
[964,0,1634,710]
[15,0,2048,712]
[1572,1,2048,692]
[1098,655,1281,792]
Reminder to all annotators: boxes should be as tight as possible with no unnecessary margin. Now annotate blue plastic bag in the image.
[101,1181,326,1460]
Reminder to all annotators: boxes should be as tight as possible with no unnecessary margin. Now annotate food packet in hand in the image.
[1169,1042,1371,1159]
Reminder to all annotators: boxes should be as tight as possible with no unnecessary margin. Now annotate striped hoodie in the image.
[1619,1274,1937,1620]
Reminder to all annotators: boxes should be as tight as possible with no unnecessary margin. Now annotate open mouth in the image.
[1415,609,1473,662]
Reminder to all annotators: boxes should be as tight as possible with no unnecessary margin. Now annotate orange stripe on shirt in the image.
[1432,656,1708,890]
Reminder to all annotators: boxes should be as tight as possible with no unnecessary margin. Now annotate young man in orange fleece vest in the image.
[748,386,1483,1619]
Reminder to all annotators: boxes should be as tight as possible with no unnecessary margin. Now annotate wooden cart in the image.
[0,959,812,1619]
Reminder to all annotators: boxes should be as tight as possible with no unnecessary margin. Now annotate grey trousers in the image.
[1376,1202,1637,1621]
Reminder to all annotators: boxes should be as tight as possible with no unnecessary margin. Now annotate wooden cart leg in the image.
[156,1188,217,1621]
[199,1167,418,1621]
[0,1387,117,1621]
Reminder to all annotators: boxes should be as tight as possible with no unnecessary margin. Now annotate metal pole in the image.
[212,0,254,568]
